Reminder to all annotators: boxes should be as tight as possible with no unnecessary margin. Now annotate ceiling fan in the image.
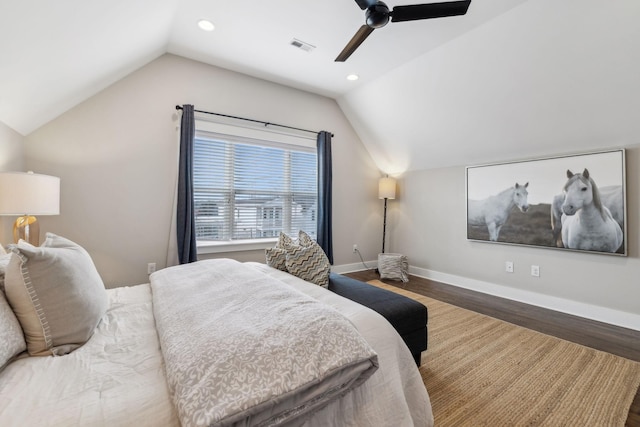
[335,0,471,62]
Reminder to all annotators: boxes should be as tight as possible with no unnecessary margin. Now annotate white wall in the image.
[0,121,23,171]
[24,54,382,287]
[0,120,25,242]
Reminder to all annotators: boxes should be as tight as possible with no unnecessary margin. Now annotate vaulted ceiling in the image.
[2,0,639,172]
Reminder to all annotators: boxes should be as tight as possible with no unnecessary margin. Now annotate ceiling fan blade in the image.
[355,0,378,10]
[335,25,375,62]
[391,0,471,22]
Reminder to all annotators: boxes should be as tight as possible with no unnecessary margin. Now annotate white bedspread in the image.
[0,261,433,427]
[151,259,379,427]
[0,284,179,427]
[247,262,433,427]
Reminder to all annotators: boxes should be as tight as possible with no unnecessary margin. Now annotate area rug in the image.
[368,280,640,427]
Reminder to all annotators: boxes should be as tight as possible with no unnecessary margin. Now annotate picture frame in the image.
[466,149,627,256]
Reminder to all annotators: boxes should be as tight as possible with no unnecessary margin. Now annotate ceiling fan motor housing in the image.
[366,2,390,28]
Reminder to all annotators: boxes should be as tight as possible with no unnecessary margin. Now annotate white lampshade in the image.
[378,177,396,200]
[0,172,60,215]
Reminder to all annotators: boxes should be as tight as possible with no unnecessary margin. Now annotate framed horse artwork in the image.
[466,149,627,256]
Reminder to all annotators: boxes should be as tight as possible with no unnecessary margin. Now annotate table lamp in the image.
[0,171,60,245]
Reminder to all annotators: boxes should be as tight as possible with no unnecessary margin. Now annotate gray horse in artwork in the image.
[467,182,530,241]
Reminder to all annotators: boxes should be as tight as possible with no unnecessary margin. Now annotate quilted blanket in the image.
[150,259,378,427]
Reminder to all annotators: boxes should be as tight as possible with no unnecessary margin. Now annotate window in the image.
[193,123,317,251]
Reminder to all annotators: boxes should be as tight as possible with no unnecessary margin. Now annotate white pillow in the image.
[5,233,108,356]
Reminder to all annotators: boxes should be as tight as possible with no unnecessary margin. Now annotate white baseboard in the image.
[331,261,639,331]
[331,260,377,274]
[409,265,640,332]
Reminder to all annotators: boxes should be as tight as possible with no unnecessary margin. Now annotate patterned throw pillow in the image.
[284,233,330,288]
[266,231,331,287]
[297,230,314,246]
[265,247,287,271]
[265,232,295,271]
[0,253,10,291]
[0,282,26,370]
[278,231,296,248]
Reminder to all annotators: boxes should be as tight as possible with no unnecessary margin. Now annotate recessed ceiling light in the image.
[197,19,215,32]
[347,74,359,81]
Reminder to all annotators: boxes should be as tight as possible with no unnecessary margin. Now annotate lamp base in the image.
[13,215,40,245]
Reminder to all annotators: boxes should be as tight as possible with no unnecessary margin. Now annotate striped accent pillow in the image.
[284,234,330,288]
[298,230,314,246]
[265,247,287,271]
[278,231,297,248]
[265,232,296,271]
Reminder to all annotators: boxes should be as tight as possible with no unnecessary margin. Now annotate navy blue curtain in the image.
[177,104,197,264]
[317,131,333,264]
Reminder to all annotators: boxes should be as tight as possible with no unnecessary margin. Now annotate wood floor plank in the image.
[342,269,640,426]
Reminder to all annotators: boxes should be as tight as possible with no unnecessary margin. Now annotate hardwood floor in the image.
[343,269,640,426]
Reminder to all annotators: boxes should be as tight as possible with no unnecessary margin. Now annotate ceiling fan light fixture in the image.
[197,19,215,32]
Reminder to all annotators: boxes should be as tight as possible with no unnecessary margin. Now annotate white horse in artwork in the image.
[550,193,566,247]
[560,169,623,252]
[550,185,623,247]
[468,182,530,241]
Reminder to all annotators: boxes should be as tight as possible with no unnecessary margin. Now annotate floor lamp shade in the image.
[0,172,60,245]
[378,177,396,200]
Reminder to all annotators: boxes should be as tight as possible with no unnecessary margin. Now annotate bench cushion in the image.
[328,273,427,364]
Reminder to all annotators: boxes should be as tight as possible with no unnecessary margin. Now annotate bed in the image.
[0,234,433,426]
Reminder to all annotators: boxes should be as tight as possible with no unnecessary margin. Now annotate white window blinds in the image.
[193,129,317,243]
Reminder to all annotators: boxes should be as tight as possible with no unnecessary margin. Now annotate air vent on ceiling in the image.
[290,38,316,53]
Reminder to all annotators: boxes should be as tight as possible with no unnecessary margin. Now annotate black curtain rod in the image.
[175,105,332,137]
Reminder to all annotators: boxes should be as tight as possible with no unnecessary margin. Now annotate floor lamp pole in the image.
[382,197,388,254]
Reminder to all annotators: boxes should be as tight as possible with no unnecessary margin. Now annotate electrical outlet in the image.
[505,261,514,273]
[531,265,540,277]
[352,244,358,253]
[147,263,156,275]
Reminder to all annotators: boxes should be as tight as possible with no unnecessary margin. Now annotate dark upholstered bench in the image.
[328,273,428,366]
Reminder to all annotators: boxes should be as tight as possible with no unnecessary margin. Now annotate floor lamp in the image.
[0,171,60,245]
[378,176,396,253]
